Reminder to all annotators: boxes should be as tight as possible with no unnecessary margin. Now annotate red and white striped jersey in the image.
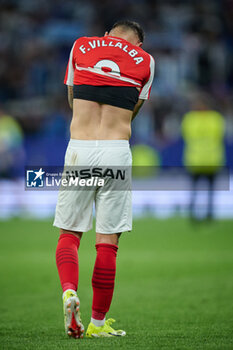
[64,35,155,100]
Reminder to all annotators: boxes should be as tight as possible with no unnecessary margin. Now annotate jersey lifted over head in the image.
[64,36,155,111]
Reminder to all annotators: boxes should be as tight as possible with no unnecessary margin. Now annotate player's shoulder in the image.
[208,110,224,119]
[72,36,103,48]
[183,111,197,119]
[72,36,88,44]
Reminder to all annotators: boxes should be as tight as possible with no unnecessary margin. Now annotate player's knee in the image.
[60,228,83,240]
[96,232,121,246]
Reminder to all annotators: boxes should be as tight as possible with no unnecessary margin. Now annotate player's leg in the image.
[56,229,82,293]
[86,232,126,337]
[54,185,93,339]
[86,140,131,337]
[56,229,84,338]
[91,232,120,324]
[87,187,131,337]
[206,173,215,220]
[189,173,199,220]
[53,140,95,338]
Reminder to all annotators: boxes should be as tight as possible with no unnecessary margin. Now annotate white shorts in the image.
[53,139,132,234]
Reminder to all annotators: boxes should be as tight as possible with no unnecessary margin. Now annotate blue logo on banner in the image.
[26,168,45,188]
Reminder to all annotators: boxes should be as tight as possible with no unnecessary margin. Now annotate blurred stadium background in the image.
[1,0,233,219]
[1,2,233,349]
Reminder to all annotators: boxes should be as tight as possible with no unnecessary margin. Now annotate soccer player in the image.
[54,20,155,338]
[182,96,225,220]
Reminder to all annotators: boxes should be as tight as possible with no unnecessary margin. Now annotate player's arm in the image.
[67,85,73,110]
[64,41,77,109]
[132,55,155,120]
[131,99,144,121]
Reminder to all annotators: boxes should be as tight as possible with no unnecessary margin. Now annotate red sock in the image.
[56,233,80,292]
[91,243,118,320]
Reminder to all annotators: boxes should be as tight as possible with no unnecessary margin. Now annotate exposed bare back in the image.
[70,99,135,140]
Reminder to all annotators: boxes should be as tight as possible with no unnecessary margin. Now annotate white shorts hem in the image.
[53,222,93,233]
[96,227,132,234]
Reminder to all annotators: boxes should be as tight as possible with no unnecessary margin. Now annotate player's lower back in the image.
[70,99,132,140]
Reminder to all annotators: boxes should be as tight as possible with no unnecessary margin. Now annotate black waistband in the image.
[73,85,139,111]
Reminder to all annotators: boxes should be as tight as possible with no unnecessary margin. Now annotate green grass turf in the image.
[0,217,233,350]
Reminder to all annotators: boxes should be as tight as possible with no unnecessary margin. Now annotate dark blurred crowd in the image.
[1,0,233,154]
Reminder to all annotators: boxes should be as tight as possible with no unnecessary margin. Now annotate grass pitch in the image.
[0,217,232,350]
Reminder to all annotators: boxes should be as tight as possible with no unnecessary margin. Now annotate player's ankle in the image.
[91,310,106,326]
[62,282,77,293]
[91,317,105,327]
[62,288,77,298]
